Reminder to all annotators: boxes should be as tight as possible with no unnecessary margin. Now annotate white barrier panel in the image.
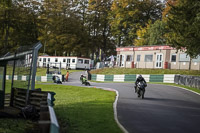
[137,74,150,82]
[14,75,18,80]
[164,74,175,83]
[114,75,125,82]
[96,75,105,81]
[6,75,9,80]
[41,76,47,82]
[22,76,27,81]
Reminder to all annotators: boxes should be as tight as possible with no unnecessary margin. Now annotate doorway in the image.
[119,55,125,67]
[156,53,163,68]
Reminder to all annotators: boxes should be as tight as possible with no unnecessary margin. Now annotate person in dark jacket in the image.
[134,75,147,92]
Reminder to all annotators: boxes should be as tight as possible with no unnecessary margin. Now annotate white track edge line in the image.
[96,87,129,133]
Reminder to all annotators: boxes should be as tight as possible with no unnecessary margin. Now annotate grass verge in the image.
[91,68,200,76]
[0,119,35,133]
[35,84,122,133]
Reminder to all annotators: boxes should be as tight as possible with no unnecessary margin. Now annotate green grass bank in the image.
[35,84,122,133]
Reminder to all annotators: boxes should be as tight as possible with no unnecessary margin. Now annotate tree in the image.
[0,0,39,55]
[87,0,115,60]
[38,0,89,56]
[166,0,200,58]
[134,21,151,46]
[109,0,164,46]
[134,20,167,46]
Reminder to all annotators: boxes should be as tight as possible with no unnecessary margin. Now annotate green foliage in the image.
[0,0,39,55]
[109,0,164,46]
[166,0,200,58]
[35,84,122,133]
[135,20,168,46]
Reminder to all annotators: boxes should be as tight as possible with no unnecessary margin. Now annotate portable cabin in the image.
[116,45,200,70]
[37,56,91,70]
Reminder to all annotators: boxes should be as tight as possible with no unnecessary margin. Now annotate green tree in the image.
[87,0,115,60]
[109,0,164,46]
[166,0,200,58]
[0,0,39,55]
[135,20,167,46]
[38,0,89,56]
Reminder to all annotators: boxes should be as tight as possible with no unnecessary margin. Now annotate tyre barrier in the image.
[174,75,200,89]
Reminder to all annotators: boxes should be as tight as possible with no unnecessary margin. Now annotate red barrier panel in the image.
[131,62,134,68]
[164,62,168,69]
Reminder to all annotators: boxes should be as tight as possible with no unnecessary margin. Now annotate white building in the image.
[37,56,91,70]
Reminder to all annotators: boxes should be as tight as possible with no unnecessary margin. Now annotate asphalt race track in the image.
[61,71,200,133]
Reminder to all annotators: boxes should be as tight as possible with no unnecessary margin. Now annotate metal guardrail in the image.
[47,93,59,133]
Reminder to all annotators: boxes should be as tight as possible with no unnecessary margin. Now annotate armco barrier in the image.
[6,74,57,82]
[164,74,175,83]
[96,74,105,82]
[124,75,136,81]
[91,74,175,83]
[114,75,125,82]
[150,75,164,82]
[174,75,200,89]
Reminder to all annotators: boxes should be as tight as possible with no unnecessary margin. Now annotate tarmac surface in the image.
[61,71,200,133]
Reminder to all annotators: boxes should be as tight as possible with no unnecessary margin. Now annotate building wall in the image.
[134,50,167,69]
[37,56,91,69]
[116,46,200,70]
[117,51,134,68]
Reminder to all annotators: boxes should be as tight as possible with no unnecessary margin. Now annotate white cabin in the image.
[37,56,91,70]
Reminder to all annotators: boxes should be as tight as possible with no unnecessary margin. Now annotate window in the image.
[171,54,176,62]
[126,55,132,61]
[179,53,190,62]
[192,55,200,62]
[63,59,66,62]
[43,58,46,62]
[48,58,50,62]
[39,58,41,61]
[84,60,89,64]
[145,55,153,62]
[137,55,141,62]
[55,58,58,62]
[78,59,83,64]
[72,59,75,63]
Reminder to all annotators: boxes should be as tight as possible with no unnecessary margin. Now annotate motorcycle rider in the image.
[134,75,147,93]
[80,74,84,84]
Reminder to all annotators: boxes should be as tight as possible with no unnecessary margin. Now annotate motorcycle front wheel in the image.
[141,90,145,99]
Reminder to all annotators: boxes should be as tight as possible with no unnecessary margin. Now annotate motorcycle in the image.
[136,81,146,99]
[80,75,90,86]
[52,75,62,84]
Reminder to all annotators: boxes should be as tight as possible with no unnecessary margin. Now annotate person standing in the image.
[65,71,69,81]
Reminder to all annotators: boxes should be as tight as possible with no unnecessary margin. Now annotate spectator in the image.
[65,71,69,81]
